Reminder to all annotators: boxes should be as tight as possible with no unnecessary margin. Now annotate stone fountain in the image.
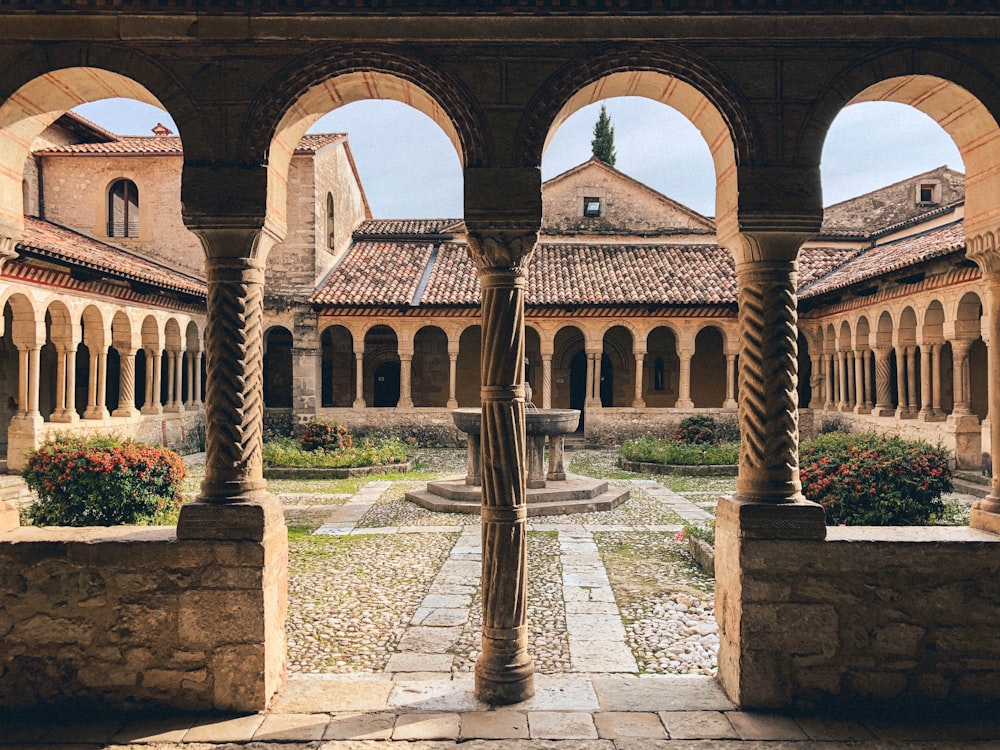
[406,405,629,516]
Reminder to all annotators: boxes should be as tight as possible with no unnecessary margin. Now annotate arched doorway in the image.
[373,361,401,407]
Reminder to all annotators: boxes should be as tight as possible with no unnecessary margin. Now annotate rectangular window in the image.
[918,183,939,204]
[583,197,601,217]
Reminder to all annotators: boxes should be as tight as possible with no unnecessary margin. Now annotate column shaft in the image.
[448,352,459,408]
[27,347,40,415]
[919,343,932,418]
[115,349,138,417]
[17,347,28,414]
[862,350,873,412]
[541,356,552,410]
[467,229,535,705]
[875,349,893,416]
[632,353,645,408]
[724,353,738,409]
[952,342,971,414]
[677,349,694,408]
[906,346,918,416]
[399,355,413,408]
[353,348,365,408]
[931,343,943,415]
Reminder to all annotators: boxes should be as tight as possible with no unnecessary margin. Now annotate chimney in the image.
[151,123,173,137]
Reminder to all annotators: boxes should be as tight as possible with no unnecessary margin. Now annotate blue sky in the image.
[75,96,963,219]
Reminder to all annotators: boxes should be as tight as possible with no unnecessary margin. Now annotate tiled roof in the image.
[420,242,479,305]
[820,166,965,236]
[310,241,436,306]
[17,217,206,297]
[797,246,864,288]
[354,219,463,238]
[800,220,965,299]
[34,132,345,156]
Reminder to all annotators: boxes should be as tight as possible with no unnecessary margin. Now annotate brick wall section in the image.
[716,514,1000,711]
[0,525,283,712]
[40,154,205,278]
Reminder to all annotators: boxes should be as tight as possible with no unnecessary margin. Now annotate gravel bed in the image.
[660,475,737,495]
[595,531,717,676]
[453,531,570,674]
[412,448,468,475]
[287,531,457,673]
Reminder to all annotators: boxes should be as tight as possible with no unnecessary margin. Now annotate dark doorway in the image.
[600,353,613,407]
[373,361,400,407]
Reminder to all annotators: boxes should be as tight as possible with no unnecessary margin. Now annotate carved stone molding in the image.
[466,229,537,276]
[735,260,803,504]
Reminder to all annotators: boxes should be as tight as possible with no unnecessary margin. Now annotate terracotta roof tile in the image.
[35,132,345,156]
[310,241,436,306]
[17,217,206,297]
[354,219,464,238]
[800,220,965,299]
[797,246,864,287]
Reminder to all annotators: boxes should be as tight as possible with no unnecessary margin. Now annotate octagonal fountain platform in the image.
[405,407,629,516]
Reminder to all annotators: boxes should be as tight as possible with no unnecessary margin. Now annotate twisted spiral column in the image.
[114,347,138,417]
[874,347,893,416]
[198,256,269,504]
[735,260,802,504]
[467,227,536,705]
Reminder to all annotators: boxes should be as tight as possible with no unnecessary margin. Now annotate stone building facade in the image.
[2,2,1000,717]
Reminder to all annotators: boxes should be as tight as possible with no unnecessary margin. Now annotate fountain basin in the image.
[405,406,628,516]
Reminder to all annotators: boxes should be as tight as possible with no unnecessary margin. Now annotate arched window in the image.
[108,179,139,238]
[654,357,665,391]
[326,193,335,249]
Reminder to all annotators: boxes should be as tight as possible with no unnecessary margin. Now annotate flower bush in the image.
[619,435,739,465]
[673,415,718,445]
[264,435,410,468]
[799,431,952,526]
[22,434,185,526]
[300,420,352,453]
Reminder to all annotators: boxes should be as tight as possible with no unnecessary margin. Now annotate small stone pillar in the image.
[547,435,567,481]
[874,346,894,417]
[919,343,933,419]
[861,349,873,413]
[398,349,414,408]
[714,202,826,710]
[353,342,366,408]
[541,353,553,409]
[465,432,482,486]
[526,434,546,489]
[174,220,287,712]
[632,348,646,408]
[114,346,139,418]
[447,343,459,408]
[676,347,694,408]
[465,165,538,705]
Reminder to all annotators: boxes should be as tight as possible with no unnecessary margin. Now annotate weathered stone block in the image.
[179,589,266,647]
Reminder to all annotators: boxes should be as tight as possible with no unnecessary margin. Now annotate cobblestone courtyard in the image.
[272,448,722,680]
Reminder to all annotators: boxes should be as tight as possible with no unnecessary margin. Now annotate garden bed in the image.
[263,458,415,480]
[617,457,737,476]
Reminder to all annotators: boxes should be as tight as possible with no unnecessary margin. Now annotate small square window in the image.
[583,197,601,217]
[918,183,939,204]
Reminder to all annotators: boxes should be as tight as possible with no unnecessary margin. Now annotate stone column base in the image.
[0,504,19,533]
[176,494,288,711]
[717,494,827,541]
[971,502,1000,535]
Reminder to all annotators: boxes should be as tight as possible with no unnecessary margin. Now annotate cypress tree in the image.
[591,103,617,167]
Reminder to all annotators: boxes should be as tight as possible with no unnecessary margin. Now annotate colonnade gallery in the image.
[1,117,987,471]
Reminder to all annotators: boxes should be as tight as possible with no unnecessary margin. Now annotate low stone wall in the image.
[617,457,737,476]
[0,524,284,713]
[263,458,415,479]
[6,411,206,471]
[716,508,1000,712]
[584,407,740,446]
[317,407,463,446]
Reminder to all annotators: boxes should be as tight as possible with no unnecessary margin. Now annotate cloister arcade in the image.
[2,3,1000,719]
[0,285,205,470]
[271,316,739,422]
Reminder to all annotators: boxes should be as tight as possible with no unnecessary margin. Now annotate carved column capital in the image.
[465,228,537,276]
[0,235,18,272]
[966,229,1000,278]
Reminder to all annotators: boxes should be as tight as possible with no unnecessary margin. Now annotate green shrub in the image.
[620,436,739,465]
[799,432,952,526]
[264,435,410,468]
[301,420,353,453]
[673,415,717,445]
[22,435,185,526]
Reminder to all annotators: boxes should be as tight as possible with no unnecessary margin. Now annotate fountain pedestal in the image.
[406,407,629,516]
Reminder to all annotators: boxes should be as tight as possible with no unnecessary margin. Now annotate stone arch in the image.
[601,325,633,408]
[258,50,488,236]
[456,325,481,408]
[364,324,400,408]
[0,294,38,442]
[691,325,727,408]
[412,325,449,408]
[78,305,107,419]
[0,62,202,239]
[517,43,756,240]
[263,325,294,410]
[319,324,355,408]
[803,63,1000,240]
[553,326,586,413]
[645,325,681,409]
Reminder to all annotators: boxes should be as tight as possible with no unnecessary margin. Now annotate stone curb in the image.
[617,458,737,476]
[264,458,415,479]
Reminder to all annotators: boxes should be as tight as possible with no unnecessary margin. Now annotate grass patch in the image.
[263,436,410,469]
[620,436,739,466]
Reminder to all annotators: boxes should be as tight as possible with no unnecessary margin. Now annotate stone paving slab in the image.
[112,717,195,743]
[393,712,462,740]
[253,712,330,741]
[184,714,265,743]
[387,676,485,712]
[727,711,810,741]
[323,712,396,740]
[386,653,456,673]
[272,675,394,713]
[460,711,530,739]
[592,675,734,712]
[528,711,600,739]
[658,710,738,739]
[593,711,667,739]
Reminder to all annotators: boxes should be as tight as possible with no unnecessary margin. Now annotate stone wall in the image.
[0,525,285,712]
[715,508,1000,712]
[585,407,740,445]
[40,153,205,278]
